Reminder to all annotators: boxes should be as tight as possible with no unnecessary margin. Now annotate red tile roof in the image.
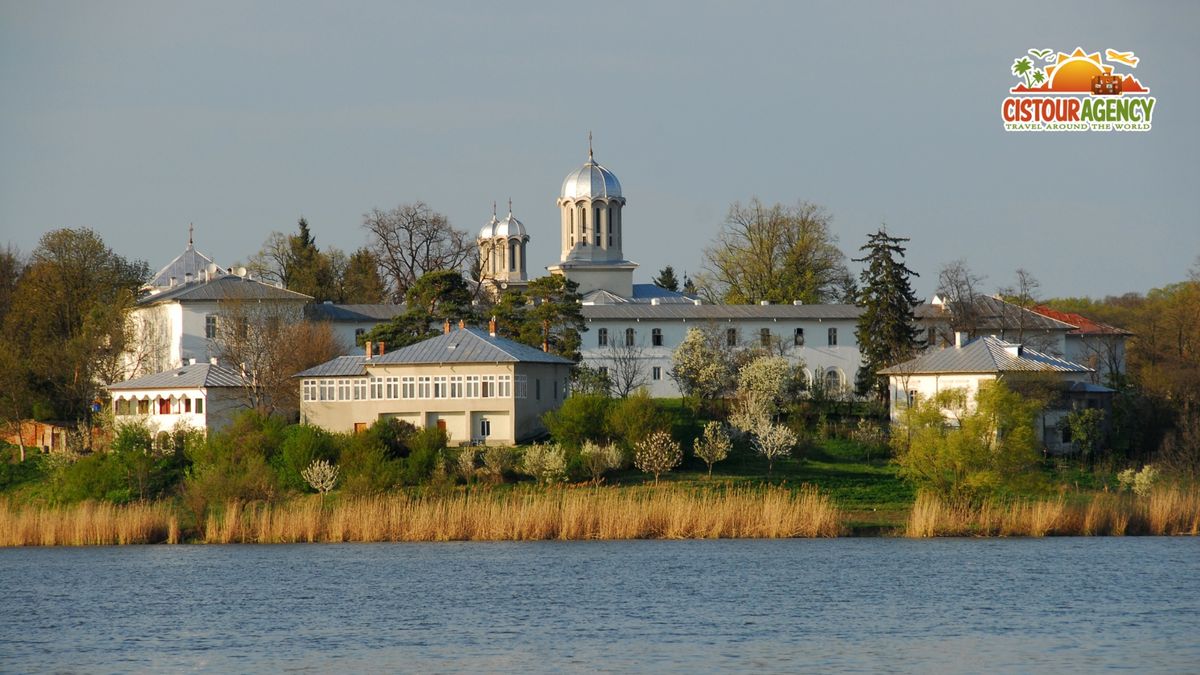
[1031,306,1133,336]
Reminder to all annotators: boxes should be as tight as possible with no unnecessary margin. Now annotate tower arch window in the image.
[625,328,635,347]
[509,240,517,271]
[608,206,614,246]
[595,207,602,245]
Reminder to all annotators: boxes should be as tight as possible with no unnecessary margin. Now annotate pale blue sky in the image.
[2,1,1197,298]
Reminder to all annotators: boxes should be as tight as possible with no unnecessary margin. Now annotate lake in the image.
[2,538,1198,673]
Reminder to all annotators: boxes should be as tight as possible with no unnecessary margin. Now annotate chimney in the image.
[443,319,451,334]
[209,357,218,365]
[760,300,771,306]
[365,341,373,360]
[459,319,466,330]
[954,331,969,348]
[377,341,385,356]
[542,340,549,353]
[489,316,497,337]
[169,276,177,287]
[692,298,703,306]
[184,272,193,284]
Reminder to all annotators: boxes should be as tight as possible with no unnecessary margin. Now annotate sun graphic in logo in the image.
[1045,48,1112,91]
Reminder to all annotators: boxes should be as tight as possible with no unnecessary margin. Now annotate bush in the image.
[182,411,287,517]
[579,441,623,485]
[481,446,517,483]
[401,426,448,485]
[522,443,568,484]
[543,395,612,449]
[339,433,402,496]
[365,418,418,459]
[606,390,670,454]
[634,430,682,485]
[275,425,339,492]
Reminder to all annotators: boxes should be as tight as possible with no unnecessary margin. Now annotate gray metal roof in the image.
[295,355,370,378]
[914,296,1076,332]
[581,303,863,321]
[147,243,218,288]
[108,363,243,390]
[879,336,1091,375]
[138,275,312,306]
[305,303,407,322]
[297,328,573,377]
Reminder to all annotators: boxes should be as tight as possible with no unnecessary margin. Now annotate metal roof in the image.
[581,303,863,321]
[560,156,622,200]
[108,363,243,390]
[297,328,572,377]
[1030,306,1133,336]
[305,303,407,322]
[138,275,312,306]
[147,243,218,288]
[295,355,370,378]
[879,336,1092,375]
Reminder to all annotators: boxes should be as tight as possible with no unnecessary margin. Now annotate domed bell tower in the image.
[477,200,530,297]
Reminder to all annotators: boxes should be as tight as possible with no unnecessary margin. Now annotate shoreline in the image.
[3,485,1197,546]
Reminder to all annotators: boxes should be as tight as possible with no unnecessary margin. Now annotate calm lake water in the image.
[2,538,1198,673]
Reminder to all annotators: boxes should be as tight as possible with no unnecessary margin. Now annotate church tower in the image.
[547,137,637,297]
[477,200,530,296]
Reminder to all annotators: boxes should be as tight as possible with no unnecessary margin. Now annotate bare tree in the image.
[936,259,987,341]
[210,300,345,416]
[363,202,474,302]
[998,268,1042,344]
[603,338,649,398]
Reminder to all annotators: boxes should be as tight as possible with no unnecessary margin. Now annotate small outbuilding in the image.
[108,362,245,439]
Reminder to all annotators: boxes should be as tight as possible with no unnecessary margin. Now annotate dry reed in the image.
[905,485,1200,538]
[199,486,843,543]
[0,499,176,546]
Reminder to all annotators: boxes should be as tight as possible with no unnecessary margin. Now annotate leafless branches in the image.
[363,202,474,301]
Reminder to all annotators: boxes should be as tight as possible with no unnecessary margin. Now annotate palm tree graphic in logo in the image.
[1011,57,1034,86]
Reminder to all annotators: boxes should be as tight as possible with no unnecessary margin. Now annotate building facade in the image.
[108,363,246,438]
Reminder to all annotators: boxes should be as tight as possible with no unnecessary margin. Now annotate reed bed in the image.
[905,485,1200,538]
[0,499,178,546]
[201,486,843,543]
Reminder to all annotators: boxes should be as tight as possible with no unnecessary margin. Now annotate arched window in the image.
[598,328,608,347]
[595,207,602,245]
[824,369,842,391]
[509,240,517,271]
[608,206,614,246]
[625,328,635,347]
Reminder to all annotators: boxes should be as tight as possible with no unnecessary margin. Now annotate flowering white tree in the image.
[482,446,517,483]
[635,430,683,485]
[752,422,796,476]
[669,328,735,403]
[580,441,624,485]
[522,443,568,484]
[693,421,732,478]
[737,356,793,411]
[456,448,479,481]
[301,459,340,494]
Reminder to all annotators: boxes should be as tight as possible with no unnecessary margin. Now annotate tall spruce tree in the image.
[653,265,680,292]
[853,229,922,403]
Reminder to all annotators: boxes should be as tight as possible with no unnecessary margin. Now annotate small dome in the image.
[493,209,527,239]
[560,155,622,200]
[475,212,499,241]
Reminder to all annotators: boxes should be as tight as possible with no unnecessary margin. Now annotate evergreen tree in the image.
[653,265,679,292]
[362,270,474,349]
[487,275,585,361]
[853,229,922,403]
[340,247,388,304]
[285,218,337,301]
[682,274,697,296]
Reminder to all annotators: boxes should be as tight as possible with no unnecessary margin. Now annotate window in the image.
[516,375,528,399]
[205,314,218,339]
[466,375,480,398]
[337,379,350,401]
[402,376,415,399]
[114,399,127,416]
[137,399,150,415]
[303,380,316,402]
[383,376,397,399]
[794,328,805,346]
[534,378,540,400]
[416,376,430,399]
[183,398,192,413]
[652,367,662,381]
[907,390,917,407]
[319,380,335,401]
[726,328,737,347]
[481,375,495,398]
[828,327,838,346]
[926,327,937,347]
[498,375,512,398]
[595,208,601,245]
[370,377,384,400]
[625,328,635,347]
[608,207,614,246]
[480,418,491,438]
[760,328,771,347]
[824,369,841,391]
[432,376,447,398]
[450,376,463,398]
[353,379,367,401]
[158,398,170,415]
[652,328,663,346]
[195,398,203,414]
[598,328,608,347]
[598,366,608,378]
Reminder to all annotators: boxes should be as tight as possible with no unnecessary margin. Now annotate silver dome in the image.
[493,209,527,238]
[560,158,622,200]
[478,214,499,240]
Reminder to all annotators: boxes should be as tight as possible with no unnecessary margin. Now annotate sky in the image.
[1,0,1197,299]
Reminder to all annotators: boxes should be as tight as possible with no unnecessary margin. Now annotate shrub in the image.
[481,446,517,483]
[579,441,623,485]
[543,395,612,449]
[752,422,797,476]
[694,421,732,478]
[276,425,339,492]
[182,411,286,516]
[301,459,340,494]
[1118,465,1159,497]
[365,418,419,459]
[634,430,682,485]
[606,390,670,453]
[339,434,402,495]
[456,447,479,481]
[522,443,568,484]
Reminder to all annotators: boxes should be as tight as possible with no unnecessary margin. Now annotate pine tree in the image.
[682,275,697,296]
[853,229,922,403]
[653,265,680,292]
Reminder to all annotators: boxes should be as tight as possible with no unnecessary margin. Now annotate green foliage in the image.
[364,417,419,458]
[0,445,47,490]
[401,427,448,484]
[570,364,613,398]
[275,425,340,492]
[543,394,612,449]
[340,247,388,304]
[493,275,586,361]
[606,390,670,454]
[652,265,679,292]
[891,381,1043,502]
[853,228,921,401]
[1062,408,1106,459]
[337,433,402,496]
[182,411,287,516]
